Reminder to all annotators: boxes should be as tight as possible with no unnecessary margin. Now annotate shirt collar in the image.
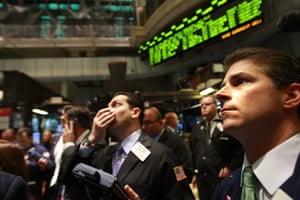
[166,126,175,132]
[120,129,141,155]
[242,133,300,195]
[76,129,90,146]
[153,128,165,141]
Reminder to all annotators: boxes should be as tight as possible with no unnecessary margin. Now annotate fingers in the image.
[89,108,115,143]
[63,121,76,143]
[38,158,47,170]
[69,120,75,132]
[93,108,115,129]
[124,185,140,200]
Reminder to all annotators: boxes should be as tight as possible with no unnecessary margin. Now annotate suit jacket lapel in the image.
[117,152,139,182]
[158,129,168,143]
[102,145,117,174]
[278,152,300,199]
[117,133,152,183]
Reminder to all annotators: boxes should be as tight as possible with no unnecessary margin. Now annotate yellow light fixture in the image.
[200,87,215,96]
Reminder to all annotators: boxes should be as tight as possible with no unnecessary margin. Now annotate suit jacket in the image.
[79,133,194,200]
[59,130,107,200]
[190,121,243,177]
[211,153,300,200]
[158,128,193,182]
[0,171,28,200]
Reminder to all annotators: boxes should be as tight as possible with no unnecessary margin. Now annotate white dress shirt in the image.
[241,133,300,200]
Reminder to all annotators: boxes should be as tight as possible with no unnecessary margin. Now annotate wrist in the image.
[88,130,105,144]
[84,138,95,147]
[89,132,99,144]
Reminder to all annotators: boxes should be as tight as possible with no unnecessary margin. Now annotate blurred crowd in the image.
[2,47,299,200]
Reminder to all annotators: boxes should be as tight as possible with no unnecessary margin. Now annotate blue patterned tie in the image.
[112,146,124,176]
[241,166,258,200]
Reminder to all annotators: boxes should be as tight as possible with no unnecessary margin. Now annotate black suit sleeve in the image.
[0,172,28,200]
[157,148,195,200]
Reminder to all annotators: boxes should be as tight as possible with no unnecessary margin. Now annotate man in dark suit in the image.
[190,94,243,200]
[64,92,194,200]
[0,171,28,200]
[57,105,106,200]
[164,112,182,136]
[142,106,193,182]
[212,47,300,199]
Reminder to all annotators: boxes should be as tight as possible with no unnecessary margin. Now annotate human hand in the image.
[37,157,48,170]
[63,120,75,143]
[191,175,197,187]
[218,166,231,178]
[89,108,115,144]
[124,184,140,200]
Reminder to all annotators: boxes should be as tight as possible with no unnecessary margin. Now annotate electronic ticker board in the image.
[138,0,263,66]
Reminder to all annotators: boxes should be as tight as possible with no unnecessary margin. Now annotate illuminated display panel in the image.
[138,0,263,66]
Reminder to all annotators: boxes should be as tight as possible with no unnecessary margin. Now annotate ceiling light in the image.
[32,108,48,115]
[200,87,215,96]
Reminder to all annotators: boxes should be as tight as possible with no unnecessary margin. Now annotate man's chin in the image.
[223,124,239,134]
[223,125,244,139]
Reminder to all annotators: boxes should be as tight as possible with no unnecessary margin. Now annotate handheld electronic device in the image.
[72,163,128,200]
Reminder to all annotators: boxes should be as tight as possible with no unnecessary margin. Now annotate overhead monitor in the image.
[138,0,263,66]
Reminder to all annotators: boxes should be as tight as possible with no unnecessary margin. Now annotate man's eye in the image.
[233,79,248,86]
[112,102,121,107]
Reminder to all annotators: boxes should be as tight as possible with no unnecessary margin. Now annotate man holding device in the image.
[63,92,194,200]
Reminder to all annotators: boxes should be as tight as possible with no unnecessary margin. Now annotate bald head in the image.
[164,112,179,130]
[142,107,164,138]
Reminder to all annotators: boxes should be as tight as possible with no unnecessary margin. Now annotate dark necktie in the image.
[112,146,125,176]
[241,166,259,200]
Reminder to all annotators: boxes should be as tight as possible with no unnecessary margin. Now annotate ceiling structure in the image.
[0,0,206,113]
[0,0,142,58]
[1,0,298,114]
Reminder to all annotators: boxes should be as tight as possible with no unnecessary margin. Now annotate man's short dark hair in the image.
[66,106,91,129]
[113,91,145,122]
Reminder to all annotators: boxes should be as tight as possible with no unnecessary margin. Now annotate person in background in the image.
[59,105,107,200]
[0,140,29,200]
[189,94,243,200]
[1,128,16,143]
[40,129,55,199]
[64,91,194,200]
[0,139,28,181]
[164,112,181,135]
[212,47,300,199]
[16,127,53,200]
[142,106,193,182]
[46,105,73,200]
[41,129,54,152]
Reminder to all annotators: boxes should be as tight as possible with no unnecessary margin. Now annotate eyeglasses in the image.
[142,120,159,125]
[200,102,215,107]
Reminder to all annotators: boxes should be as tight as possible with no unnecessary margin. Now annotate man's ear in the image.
[131,107,141,119]
[159,119,165,126]
[283,83,300,109]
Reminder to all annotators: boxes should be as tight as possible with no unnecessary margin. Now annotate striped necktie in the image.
[241,166,259,200]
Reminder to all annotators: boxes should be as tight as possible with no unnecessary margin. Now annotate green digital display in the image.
[138,0,263,66]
